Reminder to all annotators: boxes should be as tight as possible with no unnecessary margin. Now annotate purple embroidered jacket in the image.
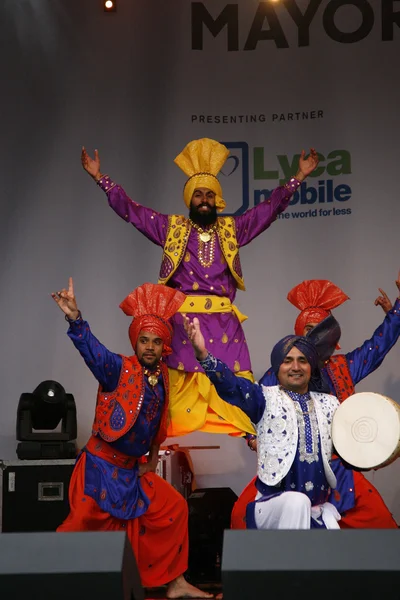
[98,176,300,373]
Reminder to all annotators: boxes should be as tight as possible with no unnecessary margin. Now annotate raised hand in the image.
[297,148,320,179]
[374,288,392,314]
[81,147,101,180]
[182,314,208,360]
[51,277,80,320]
[374,270,400,314]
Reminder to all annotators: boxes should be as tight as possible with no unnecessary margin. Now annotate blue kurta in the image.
[199,354,331,528]
[68,317,164,519]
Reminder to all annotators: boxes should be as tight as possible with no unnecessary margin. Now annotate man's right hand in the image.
[81,147,102,181]
[183,314,208,360]
[51,277,80,320]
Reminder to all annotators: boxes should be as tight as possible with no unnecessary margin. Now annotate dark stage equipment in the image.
[222,529,400,600]
[0,459,75,532]
[187,487,238,583]
[0,531,143,600]
[16,380,77,459]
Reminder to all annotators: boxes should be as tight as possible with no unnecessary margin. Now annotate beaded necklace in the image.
[189,219,218,268]
[144,365,161,387]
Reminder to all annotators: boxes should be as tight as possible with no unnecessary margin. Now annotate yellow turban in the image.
[174,138,229,212]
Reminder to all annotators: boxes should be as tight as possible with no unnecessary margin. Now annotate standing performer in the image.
[81,138,320,437]
[53,278,212,598]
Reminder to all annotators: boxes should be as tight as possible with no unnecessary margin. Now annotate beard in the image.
[138,354,159,370]
[189,202,218,227]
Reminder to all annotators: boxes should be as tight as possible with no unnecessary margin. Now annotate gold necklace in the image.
[144,366,161,387]
[189,219,218,243]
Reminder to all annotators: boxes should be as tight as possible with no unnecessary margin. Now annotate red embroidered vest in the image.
[325,354,355,403]
[92,355,169,444]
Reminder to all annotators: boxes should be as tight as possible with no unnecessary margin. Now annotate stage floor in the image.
[145,583,221,598]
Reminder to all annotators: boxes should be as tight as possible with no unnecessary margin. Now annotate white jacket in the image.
[256,385,339,489]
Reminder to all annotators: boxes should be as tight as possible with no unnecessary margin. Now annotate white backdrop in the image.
[1,0,400,519]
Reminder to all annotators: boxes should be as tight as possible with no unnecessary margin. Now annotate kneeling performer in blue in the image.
[184,315,341,529]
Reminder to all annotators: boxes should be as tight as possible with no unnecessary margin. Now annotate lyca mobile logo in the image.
[221,142,352,218]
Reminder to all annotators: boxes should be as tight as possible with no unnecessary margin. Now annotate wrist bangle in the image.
[96,174,106,184]
[284,177,300,192]
[246,434,257,451]
[65,311,82,323]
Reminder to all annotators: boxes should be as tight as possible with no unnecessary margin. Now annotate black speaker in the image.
[0,531,144,600]
[187,487,237,583]
[222,530,400,600]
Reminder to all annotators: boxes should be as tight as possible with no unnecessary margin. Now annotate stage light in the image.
[104,0,117,12]
[16,380,77,459]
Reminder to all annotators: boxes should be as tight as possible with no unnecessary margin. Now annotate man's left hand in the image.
[297,148,320,180]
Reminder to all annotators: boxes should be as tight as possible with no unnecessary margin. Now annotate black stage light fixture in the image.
[16,380,77,460]
[104,0,117,12]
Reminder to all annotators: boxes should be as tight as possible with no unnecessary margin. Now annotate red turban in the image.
[119,283,186,356]
[288,280,349,338]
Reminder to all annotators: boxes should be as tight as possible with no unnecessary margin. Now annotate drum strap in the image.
[325,355,355,403]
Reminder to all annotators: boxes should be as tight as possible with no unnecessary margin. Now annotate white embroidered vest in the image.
[256,386,339,489]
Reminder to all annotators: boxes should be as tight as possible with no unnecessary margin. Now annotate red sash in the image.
[85,435,138,468]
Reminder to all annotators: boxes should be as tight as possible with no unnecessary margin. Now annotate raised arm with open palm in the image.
[296,148,320,181]
[182,314,208,360]
[81,147,102,181]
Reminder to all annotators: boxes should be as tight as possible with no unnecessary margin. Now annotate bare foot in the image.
[166,574,214,598]
[215,594,223,600]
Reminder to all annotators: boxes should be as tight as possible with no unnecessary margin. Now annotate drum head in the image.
[332,392,400,469]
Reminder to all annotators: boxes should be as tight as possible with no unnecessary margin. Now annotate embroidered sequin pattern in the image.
[286,390,320,464]
[257,386,298,485]
[145,386,162,422]
[199,352,218,372]
[110,401,127,431]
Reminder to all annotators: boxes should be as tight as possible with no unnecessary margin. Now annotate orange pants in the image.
[58,452,188,587]
[231,474,398,530]
[339,471,398,529]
